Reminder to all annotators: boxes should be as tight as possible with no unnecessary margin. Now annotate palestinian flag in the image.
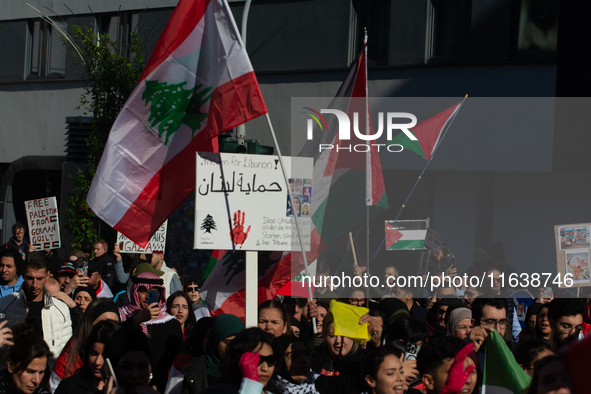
[387,103,461,161]
[199,251,296,320]
[482,331,531,394]
[385,220,427,250]
[87,0,267,246]
[297,36,388,265]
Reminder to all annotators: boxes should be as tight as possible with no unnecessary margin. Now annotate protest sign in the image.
[25,197,60,250]
[117,221,168,253]
[194,153,313,251]
[385,219,428,250]
[554,223,591,288]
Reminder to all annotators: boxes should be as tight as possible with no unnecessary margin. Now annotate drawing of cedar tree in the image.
[142,80,212,145]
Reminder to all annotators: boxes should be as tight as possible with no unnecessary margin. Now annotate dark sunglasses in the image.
[258,354,276,366]
[185,286,199,292]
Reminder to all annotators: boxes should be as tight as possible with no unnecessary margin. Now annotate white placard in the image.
[194,153,313,251]
[25,197,61,250]
[117,221,168,253]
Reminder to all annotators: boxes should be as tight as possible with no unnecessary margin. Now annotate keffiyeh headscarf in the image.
[275,335,320,394]
[118,272,174,336]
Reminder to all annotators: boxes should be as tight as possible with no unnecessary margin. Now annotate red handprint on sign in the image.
[230,210,251,247]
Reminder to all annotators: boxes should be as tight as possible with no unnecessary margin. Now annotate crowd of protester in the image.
[1,222,590,394]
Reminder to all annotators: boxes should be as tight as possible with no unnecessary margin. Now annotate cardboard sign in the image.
[25,197,61,250]
[194,153,313,251]
[554,223,591,288]
[385,219,428,250]
[117,221,168,253]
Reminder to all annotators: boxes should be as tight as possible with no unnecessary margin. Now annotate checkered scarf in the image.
[119,272,174,336]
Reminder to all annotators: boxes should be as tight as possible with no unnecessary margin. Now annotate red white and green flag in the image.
[387,103,461,161]
[199,251,295,320]
[87,0,267,246]
[298,36,388,265]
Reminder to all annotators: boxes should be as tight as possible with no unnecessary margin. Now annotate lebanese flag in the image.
[199,251,296,320]
[296,35,388,266]
[387,103,461,161]
[87,0,267,246]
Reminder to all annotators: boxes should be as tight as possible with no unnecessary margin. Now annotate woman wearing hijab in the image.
[446,306,473,340]
[181,313,245,394]
[72,285,96,313]
[274,335,355,394]
[119,271,183,393]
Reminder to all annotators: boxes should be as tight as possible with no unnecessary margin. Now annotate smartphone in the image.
[148,289,159,305]
[403,342,421,361]
[75,258,88,277]
[404,342,423,387]
[540,287,553,299]
[102,358,118,387]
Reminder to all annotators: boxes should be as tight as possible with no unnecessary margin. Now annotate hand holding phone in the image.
[148,289,159,305]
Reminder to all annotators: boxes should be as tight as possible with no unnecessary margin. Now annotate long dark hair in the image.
[80,320,122,376]
[383,315,429,346]
[166,291,196,334]
[5,325,53,386]
[356,346,402,393]
[59,298,120,379]
[219,328,279,392]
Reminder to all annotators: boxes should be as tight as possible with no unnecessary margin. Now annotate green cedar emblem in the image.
[142,80,213,145]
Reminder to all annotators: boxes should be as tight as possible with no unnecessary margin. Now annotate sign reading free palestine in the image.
[194,152,313,251]
[25,197,61,250]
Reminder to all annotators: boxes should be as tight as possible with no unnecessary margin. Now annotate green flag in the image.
[483,331,531,394]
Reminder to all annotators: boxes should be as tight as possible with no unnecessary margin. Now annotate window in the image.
[353,0,391,65]
[96,12,140,56]
[430,0,472,57]
[27,20,67,78]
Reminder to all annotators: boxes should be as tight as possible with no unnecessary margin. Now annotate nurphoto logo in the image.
[303,107,417,152]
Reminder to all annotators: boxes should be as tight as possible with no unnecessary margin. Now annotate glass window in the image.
[28,19,66,78]
[431,0,472,57]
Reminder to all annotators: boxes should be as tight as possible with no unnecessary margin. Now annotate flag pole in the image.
[264,112,317,333]
[371,95,469,260]
[363,28,371,301]
[235,0,258,328]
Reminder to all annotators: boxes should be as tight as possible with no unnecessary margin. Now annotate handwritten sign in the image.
[117,221,168,253]
[25,197,61,250]
[194,153,313,251]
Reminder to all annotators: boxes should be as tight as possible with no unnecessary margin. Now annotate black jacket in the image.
[54,369,97,394]
[311,344,364,376]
